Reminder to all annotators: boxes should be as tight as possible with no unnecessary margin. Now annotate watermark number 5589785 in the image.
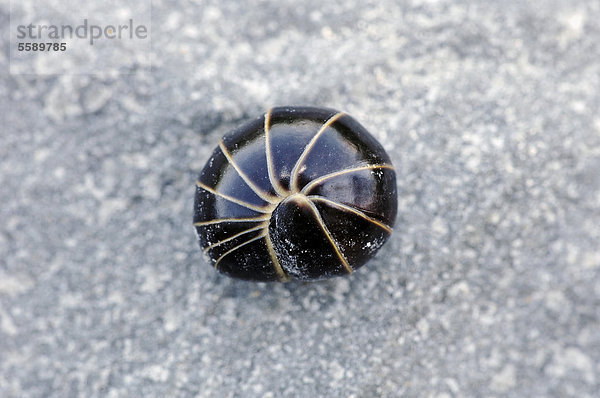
[17,42,67,51]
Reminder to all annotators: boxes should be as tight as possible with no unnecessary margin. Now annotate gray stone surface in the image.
[2,0,600,397]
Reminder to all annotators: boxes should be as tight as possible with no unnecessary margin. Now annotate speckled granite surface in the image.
[1,0,599,397]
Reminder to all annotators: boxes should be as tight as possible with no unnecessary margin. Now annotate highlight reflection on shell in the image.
[193,106,397,282]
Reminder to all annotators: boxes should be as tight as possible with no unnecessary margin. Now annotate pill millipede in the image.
[193,106,397,282]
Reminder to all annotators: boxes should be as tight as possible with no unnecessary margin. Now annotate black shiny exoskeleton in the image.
[193,106,397,281]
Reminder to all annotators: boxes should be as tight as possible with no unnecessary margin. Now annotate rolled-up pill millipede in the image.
[193,106,397,282]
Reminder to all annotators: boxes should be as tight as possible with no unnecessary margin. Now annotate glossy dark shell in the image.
[193,106,397,282]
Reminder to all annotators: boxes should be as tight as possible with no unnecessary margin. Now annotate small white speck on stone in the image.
[107,290,124,305]
[0,271,33,296]
[431,217,448,236]
[139,267,168,294]
[545,290,569,313]
[203,6,222,21]
[141,364,170,383]
[98,198,128,225]
[491,364,516,392]
[53,167,66,179]
[34,148,51,163]
[416,318,430,337]
[321,26,334,39]
[582,250,600,269]
[448,281,470,297]
[183,25,200,39]
[141,174,162,200]
[558,9,586,37]
[120,96,145,114]
[59,292,84,308]
[465,154,481,172]
[330,360,345,381]
[82,84,112,114]
[567,348,594,384]
[163,309,180,333]
[545,346,596,384]
[488,211,501,225]
[444,378,459,393]
[165,12,182,30]
[122,153,150,169]
[116,7,132,20]
[570,101,586,114]
[0,307,18,336]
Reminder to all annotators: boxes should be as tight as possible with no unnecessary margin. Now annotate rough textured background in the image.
[2,0,600,397]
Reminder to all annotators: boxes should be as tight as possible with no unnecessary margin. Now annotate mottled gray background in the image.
[1,0,600,397]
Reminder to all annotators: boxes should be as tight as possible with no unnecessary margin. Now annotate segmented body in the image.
[193,106,397,281]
